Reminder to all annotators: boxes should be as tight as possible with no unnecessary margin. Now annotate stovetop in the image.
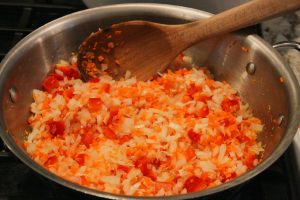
[0,1,300,200]
[0,0,85,61]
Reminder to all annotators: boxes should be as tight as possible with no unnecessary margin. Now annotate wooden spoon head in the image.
[77,21,176,81]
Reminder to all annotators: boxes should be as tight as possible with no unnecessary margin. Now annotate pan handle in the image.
[272,41,300,51]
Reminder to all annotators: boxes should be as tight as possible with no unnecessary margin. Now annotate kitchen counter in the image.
[262,10,300,81]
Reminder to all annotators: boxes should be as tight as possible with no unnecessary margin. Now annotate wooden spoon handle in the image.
[177,0,300,47]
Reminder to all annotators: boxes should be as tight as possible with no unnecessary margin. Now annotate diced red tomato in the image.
[219,173,227,183]
[81,132,94,147]
[42,75,60,92]
[185,147,196,161]
[145,171,157,181]
[188,129,200,144]
[135,156,148,174]
[187,83,202,96]
[162,80,176,90]
[89,77,100,83]
[52,73,64,80]
[119,135,132,144]
[45,156,58,166]
[117,165,130,173]
[221,96,240,112]
[80,176,89,185]
[135,157,158,181]
[231,172,237,179]
[220,118,230,126]
[194,93,210,102]
[107,107,119,124]
[57,66,80,79]
[184,176,207,192]
[151,158,161,169]
[197,104,209,118]
[52,90,63,97]
[102,83,111,93]
[110,107,119,117]
[74,154,85,165]
[48,120,65,136]
[63,88,74,99]
[244,154,256,168]
[237,134,251,143]
[88,98,102,110]
[102,127,117,140]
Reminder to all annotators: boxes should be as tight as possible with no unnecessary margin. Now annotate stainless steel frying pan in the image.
[0,4,299,200]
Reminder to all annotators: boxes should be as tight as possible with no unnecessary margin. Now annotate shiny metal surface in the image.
[273,41,300,51]
[0,4,299,200]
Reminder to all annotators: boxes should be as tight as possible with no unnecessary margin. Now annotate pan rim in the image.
[0,3,299,200]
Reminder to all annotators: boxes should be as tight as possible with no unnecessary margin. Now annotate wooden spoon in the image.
[77,0,300,81]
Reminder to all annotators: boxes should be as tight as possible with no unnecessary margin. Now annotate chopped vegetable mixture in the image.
[25,61,264,196]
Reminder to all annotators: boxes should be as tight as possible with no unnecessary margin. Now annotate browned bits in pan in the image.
[120,41,125,47]
[98,55,105,62]
[114,30,122,35]
[241,46,249,53]
[279,76,284,83]
[107,42,115,49]
[92,42,98,50]
[106,34,112,39]
[82,60,98,78]
[84,52,95,59]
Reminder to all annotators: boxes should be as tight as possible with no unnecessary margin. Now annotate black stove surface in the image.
[0,0,85,61]
[0,1,299,200]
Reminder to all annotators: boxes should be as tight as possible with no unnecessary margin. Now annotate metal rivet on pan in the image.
[277,114,285,127]
[8,87,18,103]
[246,62,256,75]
